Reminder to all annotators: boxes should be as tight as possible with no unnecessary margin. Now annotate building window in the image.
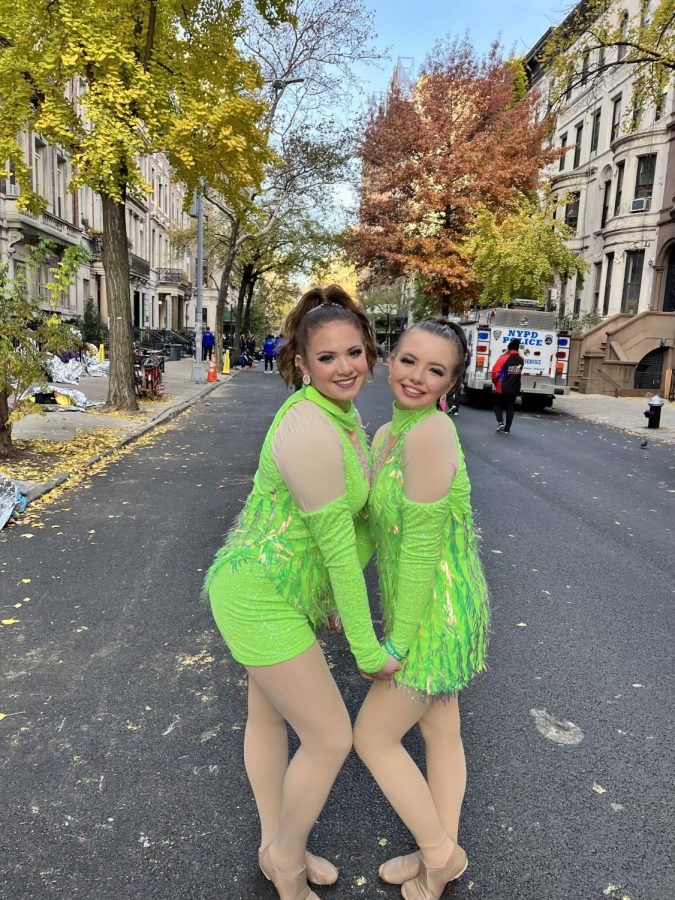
[592,262,602,312]
[573,122,584,168]
[614,161,625,216]
[598,46,606,72]
[590,108,602,154]
[565,76,573,102]
[564,192,580,232]
[634,153,656,203]
[621,250,645,313]
[611,95,622,142]
[617,11,629,61]
[559,133,568,171]
[573,291,582,316]
[581,51,591,85]
[601,180,612,228]
[655,92,666,121]
[56,158,67,219]
[602,253,614,315]
[34,139,46,198]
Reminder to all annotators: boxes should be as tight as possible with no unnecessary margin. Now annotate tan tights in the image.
[353,683,466,865]
[244,642,352,873]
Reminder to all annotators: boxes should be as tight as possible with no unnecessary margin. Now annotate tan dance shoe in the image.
[304,851,339,885]
[258,846,320,900]
[259,848,338,886]
[400,843,468,900]
[378,851,421,884]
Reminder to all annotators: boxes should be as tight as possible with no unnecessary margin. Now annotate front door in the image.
[664,247,675,312]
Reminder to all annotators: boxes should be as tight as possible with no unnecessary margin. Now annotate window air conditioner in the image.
[630,197,651,212]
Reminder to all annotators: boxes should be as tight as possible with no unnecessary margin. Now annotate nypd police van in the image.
[461,301,570,409]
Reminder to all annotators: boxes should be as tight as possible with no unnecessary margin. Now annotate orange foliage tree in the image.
[345,37,557,314]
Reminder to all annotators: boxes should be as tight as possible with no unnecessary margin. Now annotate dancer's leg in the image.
[244,675,289,849]
[419,696,466,842]
[246,642,352,874]
[353,682,454,868]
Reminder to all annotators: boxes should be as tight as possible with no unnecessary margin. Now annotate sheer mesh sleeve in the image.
[272,401,387,673]
[388,415,458,657]
[272,402,346,512]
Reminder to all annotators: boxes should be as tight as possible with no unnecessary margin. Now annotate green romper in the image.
[204,385,388,674]
[369,404,490,697]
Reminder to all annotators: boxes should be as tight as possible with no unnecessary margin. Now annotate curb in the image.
[19,374,236,506]
[551,407,675,445]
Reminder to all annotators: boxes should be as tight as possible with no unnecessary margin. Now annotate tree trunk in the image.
[0,391,12,457]
[243,272,258,334]
[101,194,138,411]
[234,263,254,349]
[215,217,240,368]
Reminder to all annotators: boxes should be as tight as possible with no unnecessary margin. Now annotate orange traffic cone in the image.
[207,359,218,383]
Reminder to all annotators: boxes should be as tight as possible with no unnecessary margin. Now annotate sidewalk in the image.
[552,391,675,445]
[3,356,235,503]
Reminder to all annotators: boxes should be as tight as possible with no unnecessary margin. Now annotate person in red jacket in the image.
[491,338,524,434]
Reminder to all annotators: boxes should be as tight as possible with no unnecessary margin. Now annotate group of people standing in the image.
[204,285,490,900]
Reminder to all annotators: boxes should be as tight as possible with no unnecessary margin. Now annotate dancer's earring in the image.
[440,393,447,406]
[302,373,311,385]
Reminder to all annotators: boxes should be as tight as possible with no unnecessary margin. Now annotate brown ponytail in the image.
[278,285,378,387]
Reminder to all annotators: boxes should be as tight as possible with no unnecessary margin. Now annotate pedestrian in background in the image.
[262,334,276,373]
[354,318,489,899]
[201,327,215,361]
[204,285,399,900]
[491,338,524,434]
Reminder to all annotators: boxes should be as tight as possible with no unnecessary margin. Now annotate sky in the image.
[354,0,572,98]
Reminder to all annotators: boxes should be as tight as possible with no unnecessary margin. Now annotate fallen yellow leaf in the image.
[377,838,388,847]
[355,876,367,886]
[1,619,20,626]
[593,783,607,794]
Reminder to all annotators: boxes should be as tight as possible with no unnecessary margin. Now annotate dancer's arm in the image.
[387,415,459,659]
[273,403,388,674]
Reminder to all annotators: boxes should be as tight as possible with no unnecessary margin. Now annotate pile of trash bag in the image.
[20,383,104,412]
[45,349,109,385]
[0,475,27,530]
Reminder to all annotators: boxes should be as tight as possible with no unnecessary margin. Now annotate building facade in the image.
[0,131,199,334]
[526,0,675,395]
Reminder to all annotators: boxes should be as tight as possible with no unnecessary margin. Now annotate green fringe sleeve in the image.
[387,495,449,658]
[301,497,387,674]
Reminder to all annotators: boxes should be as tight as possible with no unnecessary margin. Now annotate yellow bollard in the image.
[222,350,230,375]
[97,343,105,362]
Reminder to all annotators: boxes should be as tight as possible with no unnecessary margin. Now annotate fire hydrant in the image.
[644,394,665,429]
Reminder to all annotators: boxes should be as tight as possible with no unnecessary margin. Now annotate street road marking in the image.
[529,708,584,745]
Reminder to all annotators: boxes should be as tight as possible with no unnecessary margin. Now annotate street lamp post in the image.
[189,183,205,383]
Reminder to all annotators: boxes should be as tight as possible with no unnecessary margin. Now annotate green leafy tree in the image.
[541,0,675,118]
[463,193,587,307]
[81,298,105,345]
[0,0,290,411]
[203,0,380,363]
[0,241,89,456]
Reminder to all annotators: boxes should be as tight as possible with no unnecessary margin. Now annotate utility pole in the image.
[190,183,205,383]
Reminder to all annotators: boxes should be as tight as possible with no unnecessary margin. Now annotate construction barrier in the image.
[222,350,230,375]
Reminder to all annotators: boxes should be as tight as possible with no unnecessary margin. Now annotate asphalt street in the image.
[1,366,673,900]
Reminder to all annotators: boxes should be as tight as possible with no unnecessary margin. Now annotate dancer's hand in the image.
[327,611,344,635]
[360,655,401,682]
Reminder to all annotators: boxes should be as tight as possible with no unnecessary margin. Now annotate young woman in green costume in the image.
[204,286,400,900]
[353,319,490,900]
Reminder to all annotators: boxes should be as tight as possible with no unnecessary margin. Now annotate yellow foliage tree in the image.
[0,0,290,410]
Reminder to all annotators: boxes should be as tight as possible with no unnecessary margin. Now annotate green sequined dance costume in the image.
[204,385,387,674]
[369,404,490,697]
